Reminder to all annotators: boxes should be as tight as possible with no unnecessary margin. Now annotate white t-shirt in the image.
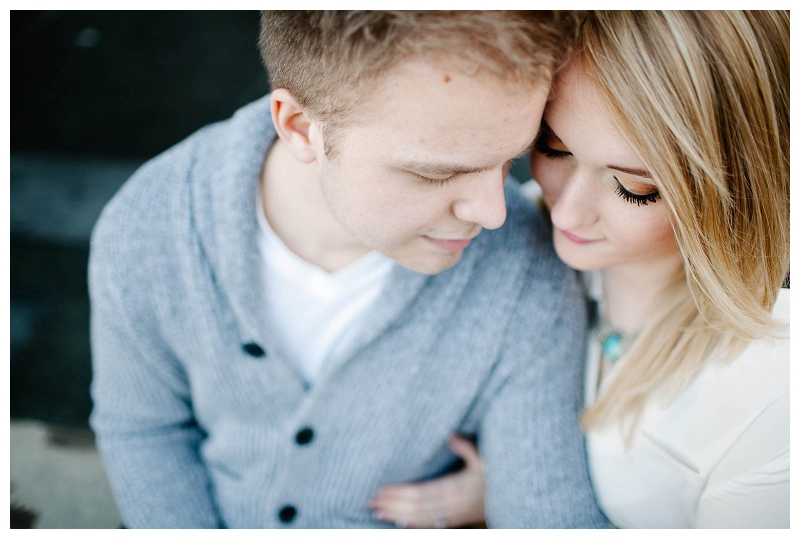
[255,194,395,384]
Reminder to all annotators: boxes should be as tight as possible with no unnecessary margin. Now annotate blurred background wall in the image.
[10,10,534,528]
[12,9,269,428]
[10,10,269,528]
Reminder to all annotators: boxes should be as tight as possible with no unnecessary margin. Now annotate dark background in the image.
[11,11,269,427]
[12,11,268,159]
[10,10,534,429]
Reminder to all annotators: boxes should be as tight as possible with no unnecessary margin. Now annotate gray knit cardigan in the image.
[88,95,607,528]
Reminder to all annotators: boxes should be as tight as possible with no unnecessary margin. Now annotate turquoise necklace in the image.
[597,326,635,362]
[589,298,637,363]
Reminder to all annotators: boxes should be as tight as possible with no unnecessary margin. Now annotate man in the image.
[89,11,605,528]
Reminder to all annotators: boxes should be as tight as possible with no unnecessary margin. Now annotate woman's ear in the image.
[270,89,318,164]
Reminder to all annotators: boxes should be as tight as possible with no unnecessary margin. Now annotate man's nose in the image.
[451,170,508,230]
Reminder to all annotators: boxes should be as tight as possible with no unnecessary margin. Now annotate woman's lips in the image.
[560,229,601,244]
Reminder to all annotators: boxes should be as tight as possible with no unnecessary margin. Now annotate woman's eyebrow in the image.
[607,165,652,179]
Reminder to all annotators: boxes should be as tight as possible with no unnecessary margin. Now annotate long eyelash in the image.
[533,137,570,159]
[416,173,457,186]
[614,178,661,206]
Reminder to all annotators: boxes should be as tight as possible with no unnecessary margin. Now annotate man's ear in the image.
[270,89,318,164]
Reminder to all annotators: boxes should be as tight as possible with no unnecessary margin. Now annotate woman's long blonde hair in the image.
[575,11,790,436]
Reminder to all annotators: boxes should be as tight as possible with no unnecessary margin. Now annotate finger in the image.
[372,476,470,517]
[375,492,465,529]
[371,483,426,506]
[372,501,440,528]
[370,467,485,528]
[448,435,482,469]
[371,481,453,514]
[371,486,449,519]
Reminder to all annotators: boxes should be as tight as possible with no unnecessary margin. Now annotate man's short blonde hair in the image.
[259,11,578,154]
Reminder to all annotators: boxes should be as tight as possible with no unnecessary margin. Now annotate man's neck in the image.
[260,138,372,273]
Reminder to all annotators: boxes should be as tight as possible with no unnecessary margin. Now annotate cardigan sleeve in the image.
[88,192,223,528]
[478,264,608,528]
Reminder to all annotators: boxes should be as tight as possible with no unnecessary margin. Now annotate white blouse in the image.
[584,287,789,528]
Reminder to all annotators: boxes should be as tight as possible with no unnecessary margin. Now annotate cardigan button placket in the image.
[295,427,314,445]
[278,505,297,524]
[242,342,266,358]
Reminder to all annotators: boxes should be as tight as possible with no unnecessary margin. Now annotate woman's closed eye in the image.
[533,135,571,160]
[614,176,661,206]
[534,121,572,160]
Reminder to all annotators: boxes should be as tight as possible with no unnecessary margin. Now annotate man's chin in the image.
[390,251,463,275]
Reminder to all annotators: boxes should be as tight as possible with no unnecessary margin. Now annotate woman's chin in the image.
[553,238,607,273]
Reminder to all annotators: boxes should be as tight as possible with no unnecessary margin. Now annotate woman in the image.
[369,11,789,528]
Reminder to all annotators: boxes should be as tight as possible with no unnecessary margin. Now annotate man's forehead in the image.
[330,53,548,167]
[406,64,541,117]
[392,52,549,93]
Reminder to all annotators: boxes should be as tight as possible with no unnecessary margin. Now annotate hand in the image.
[369,435,486,528]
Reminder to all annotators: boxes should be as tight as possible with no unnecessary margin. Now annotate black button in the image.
[242,342,265,358]
[278,505,297,523]
[295,427,314,445]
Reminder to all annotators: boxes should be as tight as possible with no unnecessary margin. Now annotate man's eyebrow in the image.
[393,140,537,176]
[392,158,493,176]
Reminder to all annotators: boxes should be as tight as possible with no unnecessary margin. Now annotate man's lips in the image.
[560,229,602,244]
[424,236,476,252]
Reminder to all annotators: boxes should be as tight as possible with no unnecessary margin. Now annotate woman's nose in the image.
[547,168,598,232]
